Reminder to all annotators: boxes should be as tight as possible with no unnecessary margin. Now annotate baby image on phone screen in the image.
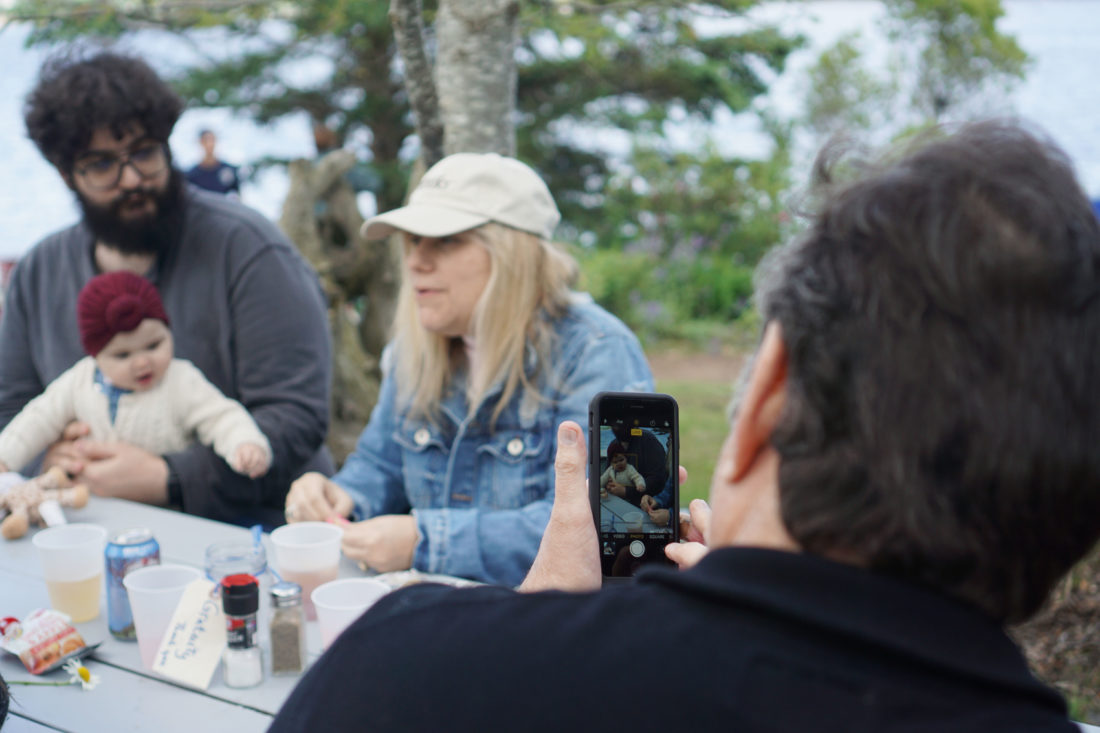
[600,441,646,505]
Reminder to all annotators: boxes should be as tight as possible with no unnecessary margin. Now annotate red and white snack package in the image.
[0,609,93,675]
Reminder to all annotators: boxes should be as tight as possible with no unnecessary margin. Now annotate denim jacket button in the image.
[414,428,431,446]
[507,437,524,456]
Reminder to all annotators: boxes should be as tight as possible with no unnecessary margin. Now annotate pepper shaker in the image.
[269,581,306,676]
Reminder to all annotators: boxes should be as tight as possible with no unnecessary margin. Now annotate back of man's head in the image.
[757,119,1100,623]
[24,50,183,173]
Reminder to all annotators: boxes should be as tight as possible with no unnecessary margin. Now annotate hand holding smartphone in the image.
[588,392,679,581]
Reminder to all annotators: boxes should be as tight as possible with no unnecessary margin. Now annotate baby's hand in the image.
[231,444,270,478]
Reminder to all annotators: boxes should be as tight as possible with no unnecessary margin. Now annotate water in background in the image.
[1,0,1097,260]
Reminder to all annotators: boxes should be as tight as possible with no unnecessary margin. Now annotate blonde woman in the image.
[285,153,652,586]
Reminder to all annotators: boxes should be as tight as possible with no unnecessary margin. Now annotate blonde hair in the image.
[393,223,579,425]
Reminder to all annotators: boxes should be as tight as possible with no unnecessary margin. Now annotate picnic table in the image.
[0,495,362,732]
[4,495,1096,733]
[598,492,671,534]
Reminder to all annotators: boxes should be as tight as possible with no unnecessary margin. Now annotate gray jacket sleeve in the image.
[164,241,332,523]
[0,262,47,430]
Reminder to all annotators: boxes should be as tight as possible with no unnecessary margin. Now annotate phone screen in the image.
[589,392,679,579]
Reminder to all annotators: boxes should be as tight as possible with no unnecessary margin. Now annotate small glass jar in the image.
[269,581,306,676]
[204,540,267,585]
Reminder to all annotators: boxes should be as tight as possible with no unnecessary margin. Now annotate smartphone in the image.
[588,391,679,581]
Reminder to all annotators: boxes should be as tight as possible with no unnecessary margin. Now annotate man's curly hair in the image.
[25,50,182,174]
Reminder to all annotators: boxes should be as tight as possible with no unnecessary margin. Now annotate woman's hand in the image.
[646,507,670,527]
[285,472,354,522]
[340,515,419,573]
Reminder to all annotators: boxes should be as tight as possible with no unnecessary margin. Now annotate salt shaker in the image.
[269,581,306,676]
[222,573,263,688]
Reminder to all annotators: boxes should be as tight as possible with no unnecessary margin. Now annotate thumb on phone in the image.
[519,421,600,593]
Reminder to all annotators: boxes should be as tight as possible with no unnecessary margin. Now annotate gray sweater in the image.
[0,186,333,526]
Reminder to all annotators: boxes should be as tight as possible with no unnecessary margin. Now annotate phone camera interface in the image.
[597,417,674,576]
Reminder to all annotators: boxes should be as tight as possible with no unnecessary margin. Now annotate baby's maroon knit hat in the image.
[77,271,169,355]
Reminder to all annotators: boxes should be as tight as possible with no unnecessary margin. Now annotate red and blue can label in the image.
[106,528,160,640]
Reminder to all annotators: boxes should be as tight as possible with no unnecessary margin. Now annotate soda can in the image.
[106,528,160,640]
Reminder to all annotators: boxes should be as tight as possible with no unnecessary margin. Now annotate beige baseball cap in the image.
[361,153,561,241]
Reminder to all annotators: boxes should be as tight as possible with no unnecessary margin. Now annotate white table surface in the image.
[0,496,361,732]
[599,492,671,534]
[5,497,1096,732]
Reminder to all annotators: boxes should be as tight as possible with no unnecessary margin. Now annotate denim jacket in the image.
[333,295,653,587]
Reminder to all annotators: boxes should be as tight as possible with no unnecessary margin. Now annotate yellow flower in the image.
[62,658,100,691]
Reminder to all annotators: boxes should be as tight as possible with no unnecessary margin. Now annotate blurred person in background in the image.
[185,129,241,196]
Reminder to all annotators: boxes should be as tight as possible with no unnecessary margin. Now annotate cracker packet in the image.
[0,609,97,675]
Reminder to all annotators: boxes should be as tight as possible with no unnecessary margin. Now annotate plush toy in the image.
[0,467,88,540]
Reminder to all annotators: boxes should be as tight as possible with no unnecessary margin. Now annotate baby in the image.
[600,441,646,505]
[0,271,271,479]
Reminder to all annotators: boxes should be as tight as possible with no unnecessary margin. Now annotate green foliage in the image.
[577,247,757,347]
[9,0,801,268]
[804,0,1030,140]
[516,4,802,242]
[803,32,897,138]
[883,0,1029,118]
[582,130,792,266]
[657,377,732,505]
[572,137,779,345]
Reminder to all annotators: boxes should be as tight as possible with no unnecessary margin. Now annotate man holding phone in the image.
[271,120,1099,732]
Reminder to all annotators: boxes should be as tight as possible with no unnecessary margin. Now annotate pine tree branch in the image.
[4,0,273,31]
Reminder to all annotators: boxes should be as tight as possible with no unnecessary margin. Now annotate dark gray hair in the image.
[756,119,1100,623]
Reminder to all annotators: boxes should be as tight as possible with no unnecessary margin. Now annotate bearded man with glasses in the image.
[0,51,334,528]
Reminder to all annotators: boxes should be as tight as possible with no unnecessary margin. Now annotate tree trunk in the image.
[287,0,521,461]
[390,0,445,168]
[436,0,519,155]
[279,152,391,464]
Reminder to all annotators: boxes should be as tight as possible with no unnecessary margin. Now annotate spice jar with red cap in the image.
[221,573,262,688]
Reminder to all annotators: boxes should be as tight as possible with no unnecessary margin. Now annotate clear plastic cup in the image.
[123,564,202,669]
[269,522,342,621]
[623,511,645,532]
[32,524,108,622]
[311,578,391,649]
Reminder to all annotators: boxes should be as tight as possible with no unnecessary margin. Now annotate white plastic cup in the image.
[269,522,342,621]
[123,564,202,669]
[311,578,391,649]
[623,511,645,532]
[32,524,108,623]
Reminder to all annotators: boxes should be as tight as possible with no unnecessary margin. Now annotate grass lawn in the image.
[656,378,731,506]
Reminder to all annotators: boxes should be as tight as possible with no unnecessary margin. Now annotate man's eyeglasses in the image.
[73,140,168,191]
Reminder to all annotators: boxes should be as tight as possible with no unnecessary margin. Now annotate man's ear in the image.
[728,321,788,482]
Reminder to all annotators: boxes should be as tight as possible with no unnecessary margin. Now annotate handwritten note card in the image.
[152,579,226,689]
